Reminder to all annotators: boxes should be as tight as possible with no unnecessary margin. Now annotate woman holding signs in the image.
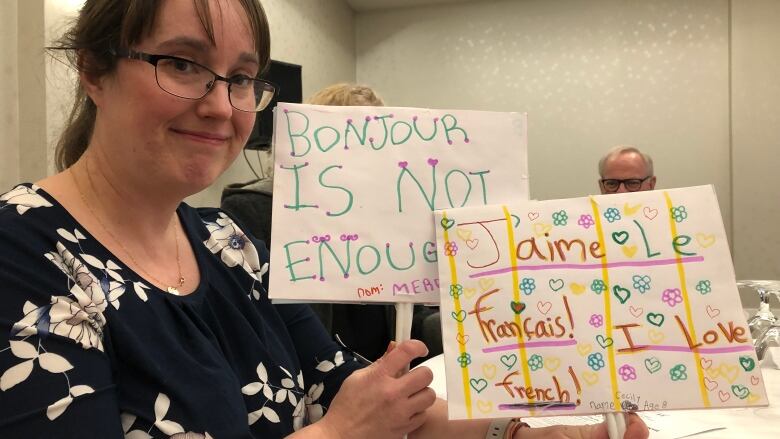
[0,0,648,438]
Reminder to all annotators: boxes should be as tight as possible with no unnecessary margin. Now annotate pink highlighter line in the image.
[483,341,753,355]
[498,403,577,411]
[470,256,705,278]
[647,345,755,354]
[482,339,578,353]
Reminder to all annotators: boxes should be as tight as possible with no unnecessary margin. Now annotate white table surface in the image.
[417,353,780,438]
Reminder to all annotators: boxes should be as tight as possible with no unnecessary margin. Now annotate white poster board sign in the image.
[269,103,528,303]
[433,186,767,419]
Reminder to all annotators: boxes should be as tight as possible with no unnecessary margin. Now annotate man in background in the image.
[598,145,656,194]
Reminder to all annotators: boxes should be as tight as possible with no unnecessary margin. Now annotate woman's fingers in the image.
[587,413,649,439]
[398,365,434,396]
[623,413,649,439]
[406,386,437,415]
[405,406,430,433]
[375,339,428,377]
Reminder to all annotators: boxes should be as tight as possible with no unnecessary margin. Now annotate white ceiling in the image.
[345,0,492,12]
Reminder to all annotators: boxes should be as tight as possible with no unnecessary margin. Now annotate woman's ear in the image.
[77,50,106,107]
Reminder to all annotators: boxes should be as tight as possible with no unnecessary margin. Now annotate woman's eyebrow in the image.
[155,36,210,53]
[155,36,258,68]
[238,52,259,67]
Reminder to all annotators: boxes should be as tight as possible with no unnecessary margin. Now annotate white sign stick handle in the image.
[394,302,414,439]
[394,302,414,345]
[605,412,627,439]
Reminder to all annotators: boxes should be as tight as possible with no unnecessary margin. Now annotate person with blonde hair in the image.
[306,82,385,106]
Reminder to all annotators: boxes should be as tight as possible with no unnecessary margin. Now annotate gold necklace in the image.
[69,161,185,295]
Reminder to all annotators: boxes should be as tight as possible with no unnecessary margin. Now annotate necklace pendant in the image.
[167,286,180,295]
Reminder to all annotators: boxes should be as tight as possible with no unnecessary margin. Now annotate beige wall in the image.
[2,0,78,191]
[0,1,20,191]
[356,0,731,222]
[731,0,780,286]
[45,0,81,174]
[17,0,49,185]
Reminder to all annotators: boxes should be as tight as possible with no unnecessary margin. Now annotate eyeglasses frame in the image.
[112,48,278,113]
[599,175,653,193]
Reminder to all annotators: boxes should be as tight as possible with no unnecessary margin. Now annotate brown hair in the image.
[306,83,385,106]
[50,0,271,171]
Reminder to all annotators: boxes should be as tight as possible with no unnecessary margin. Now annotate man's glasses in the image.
[600,176,652,193]
[114,49,277,113]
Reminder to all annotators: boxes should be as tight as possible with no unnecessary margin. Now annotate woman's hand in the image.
[514,413,649,439]
[318,340,437,439]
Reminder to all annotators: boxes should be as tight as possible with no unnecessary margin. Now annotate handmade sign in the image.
[269,103,528,303]
[434,186,767,419]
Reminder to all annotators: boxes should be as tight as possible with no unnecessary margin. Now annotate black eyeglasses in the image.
[114,49,277,113]
[600,176,652,193]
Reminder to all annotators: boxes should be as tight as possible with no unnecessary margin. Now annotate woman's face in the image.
[89,0,260,195]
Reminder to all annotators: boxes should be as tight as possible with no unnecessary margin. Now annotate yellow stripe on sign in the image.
[589,198,622,412]
[663,192,710,407]
[442,211,473,418]
[502,206,535,415]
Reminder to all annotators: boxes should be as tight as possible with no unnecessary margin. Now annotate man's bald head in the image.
[598,146,656,194]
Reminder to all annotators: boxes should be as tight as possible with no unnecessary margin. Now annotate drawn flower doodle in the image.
[587,353,606,371]
[449,284,463,298]
[444,241,458,257]
[632,275,652,293]
[577,214,595,229]
[619,364,638,381]
[603,208,621,223]
[589,314,604,328]
[670,364,688,381]
[552,210,568,226]
[662,288,683,307]
[670,206,688,223]
[519,278,536,296]
[528,354,544,371]
[696,280,712,295]
[590,279,606,294]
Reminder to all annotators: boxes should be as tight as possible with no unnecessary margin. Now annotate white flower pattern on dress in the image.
[13,242,109,351]
[242,362,303,426]
[1,184,357,433]
[0,184,53,214]
[204,212,356,432]
[291,351,347,431]
[292,380,325,431]
[1,218,119,420]
[204,213,269,284]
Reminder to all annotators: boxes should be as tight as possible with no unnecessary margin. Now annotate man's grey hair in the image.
[598,145,654,178]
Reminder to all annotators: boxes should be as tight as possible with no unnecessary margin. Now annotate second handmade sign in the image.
[434,185,766,419]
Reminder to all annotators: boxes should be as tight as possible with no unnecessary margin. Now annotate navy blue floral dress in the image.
[0,184,362,438]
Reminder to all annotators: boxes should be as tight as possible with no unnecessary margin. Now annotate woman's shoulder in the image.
[183,204,267,250]
[180,203,270,282]
[180,204,239,234]
[0,183,56,219]
[0,183,62,251]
